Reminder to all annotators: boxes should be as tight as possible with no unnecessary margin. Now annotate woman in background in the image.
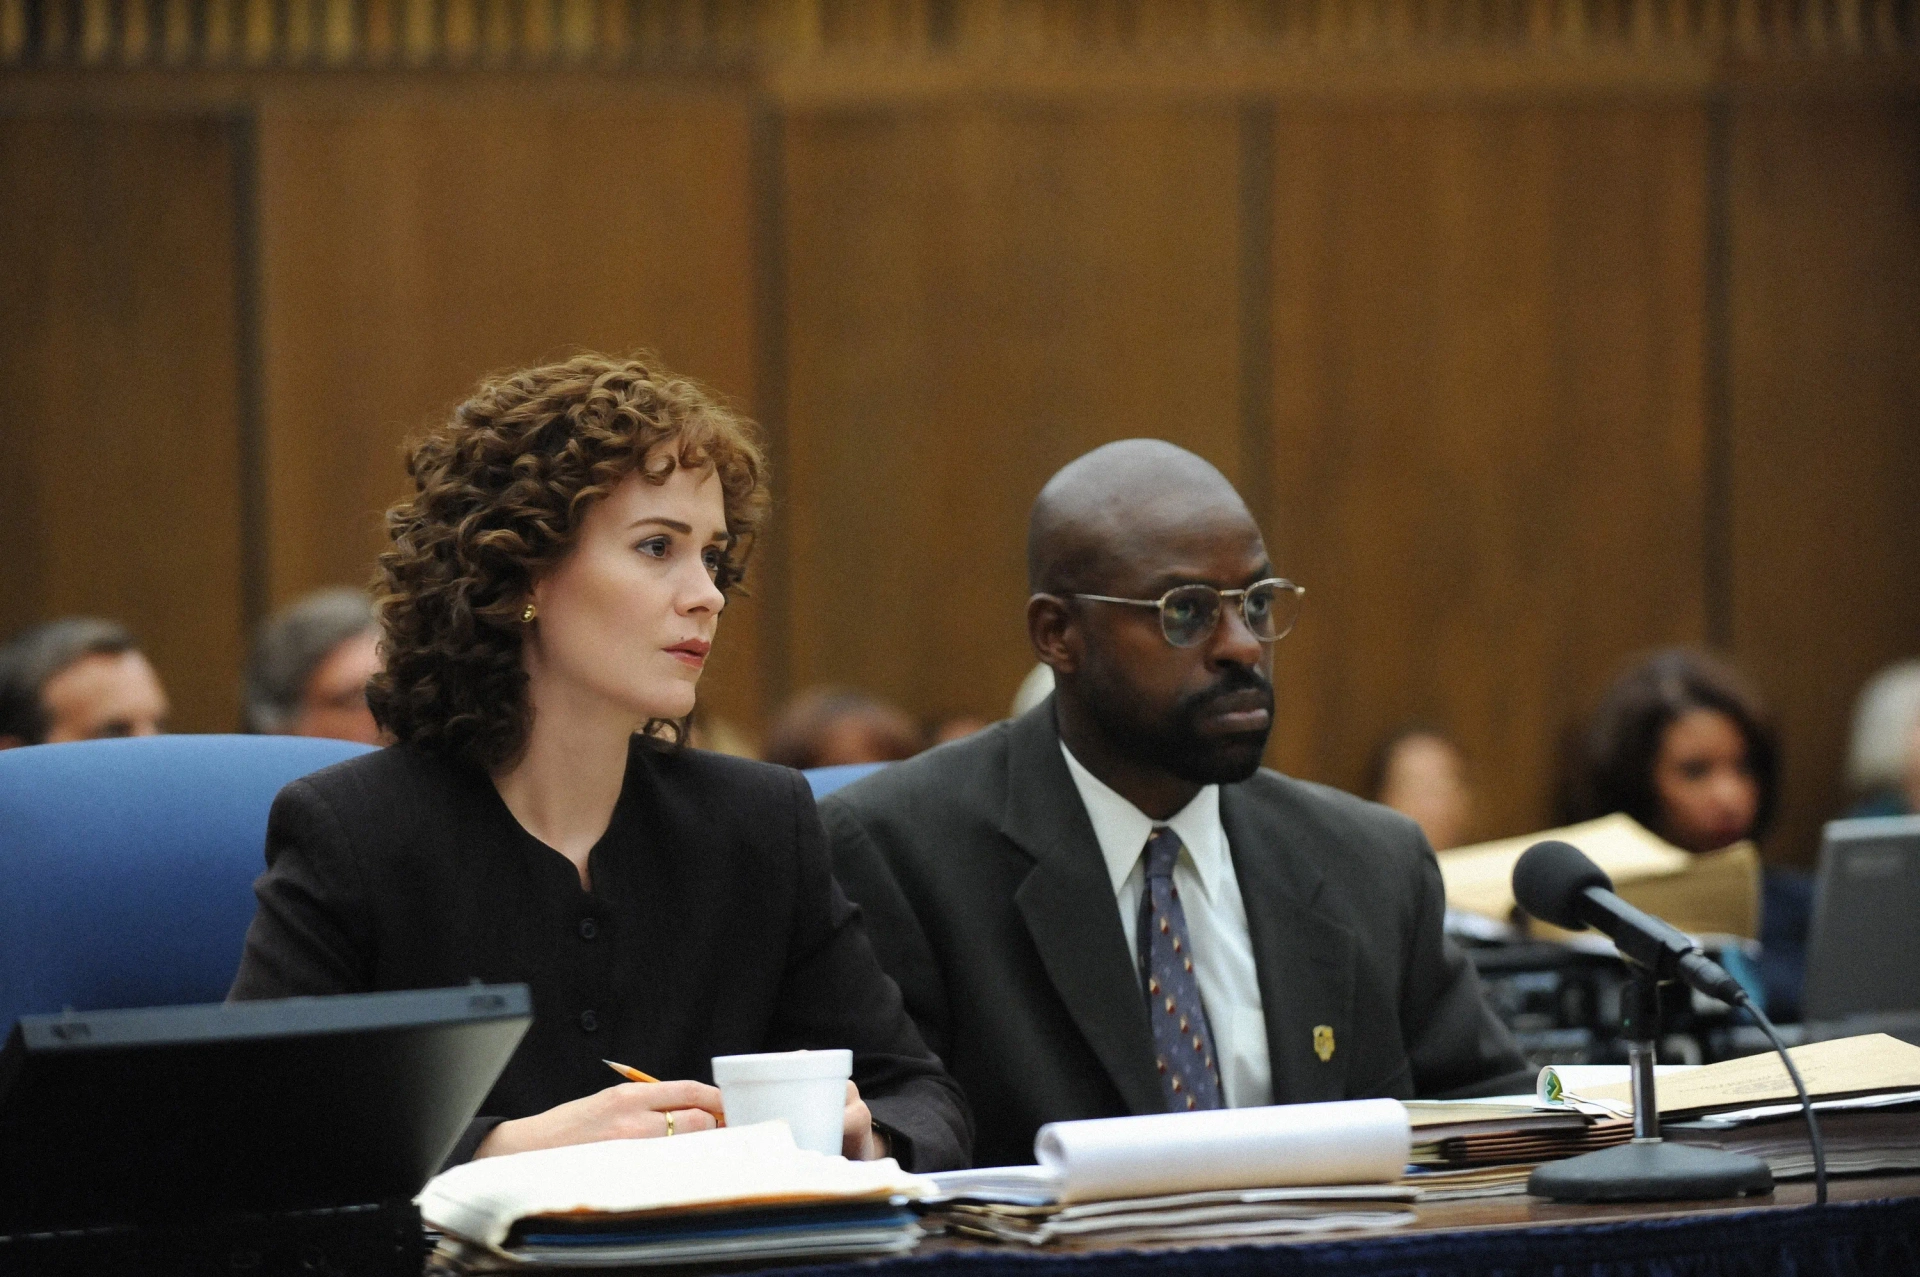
[1366,723,1475,852]
[1581,649,1777,857]
[1577,647,1805,1017]
[230,354,969,1169]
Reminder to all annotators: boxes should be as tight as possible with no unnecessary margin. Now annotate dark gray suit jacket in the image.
[821,699,1530,1169]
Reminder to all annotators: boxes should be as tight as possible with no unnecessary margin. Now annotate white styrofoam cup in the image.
[710,1048,852,1158]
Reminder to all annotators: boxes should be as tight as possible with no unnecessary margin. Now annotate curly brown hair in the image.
[1576,647,1779,844]
[366,353,768,771]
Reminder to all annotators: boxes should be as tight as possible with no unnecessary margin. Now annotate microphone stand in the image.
[1529,963,1775,1202]
[1626,968,1662,1144]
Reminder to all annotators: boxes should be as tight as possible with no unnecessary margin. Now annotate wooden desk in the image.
[718,1175,1920,1277]
[421,1176,1920,1276]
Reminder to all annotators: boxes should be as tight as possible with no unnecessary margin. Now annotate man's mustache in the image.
[1178,666,1275,719]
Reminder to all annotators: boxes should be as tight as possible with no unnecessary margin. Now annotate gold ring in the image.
[664,1110,676,1138]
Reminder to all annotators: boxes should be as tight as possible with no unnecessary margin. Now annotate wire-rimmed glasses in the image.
[1069,578,1305,648]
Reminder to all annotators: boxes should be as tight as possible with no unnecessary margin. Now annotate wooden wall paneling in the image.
[1728,97,1920,865]
[1265,100,1712,842]
[7,0,1918,73]
[252,88,770,732]
[780,99,1246,725]
[0,112,248,733]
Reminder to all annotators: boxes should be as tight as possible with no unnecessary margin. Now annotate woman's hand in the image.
[842,1080,890,1161]
[474,1080,725,1159]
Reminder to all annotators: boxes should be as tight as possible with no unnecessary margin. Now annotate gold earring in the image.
[521,602,537,623]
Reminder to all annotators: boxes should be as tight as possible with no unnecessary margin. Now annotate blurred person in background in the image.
[1843,659,1920,818]
[685,711,756,758]
[0,617,170,748]
[244,587,383,744]
[762,687,924,771]
[1576,647,1806,1017]
[1580,648,1777,856]
[1366,724,1475,851]
[930,713,992,746]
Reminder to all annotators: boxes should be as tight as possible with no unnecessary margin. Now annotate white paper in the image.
[1678,1087,1920,1127]
[1032,1098,1411,1203]
[416,1121,932,1248]
[926,1164,1065,1203]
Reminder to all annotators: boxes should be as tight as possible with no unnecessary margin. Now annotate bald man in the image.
[822,440,1527,1168]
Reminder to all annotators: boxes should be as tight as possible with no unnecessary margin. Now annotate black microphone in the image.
[1510,838,1828,1203]
[1511,839,1746,1004]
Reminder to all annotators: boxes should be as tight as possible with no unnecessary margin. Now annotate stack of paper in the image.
[934,1186,1417,1245]
[924,1099,1420,1244]
[1405,1099,1634,1170]
[1668,1092,1920,1177]
[417,1122,932,1270]
[1384,1098,1640,1200]
[1570,1034,1920,1116]
[928,1094,1664,1238]
[1400,1163,1541,1199]
[1562,1034,1920,1180]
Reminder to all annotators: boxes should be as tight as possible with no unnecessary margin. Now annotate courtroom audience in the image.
[244,587,384,744]
[0,617,169,749]
[685,711,756,758]
[229,353,969,1171]
[1366,724,1475,851]
[1574,647,1805,1017]
[930,713,992,746]
[762,686,924,770]
[1576,648,1776,855]
[822,439,1528,1167]
[1843,659,1920,819]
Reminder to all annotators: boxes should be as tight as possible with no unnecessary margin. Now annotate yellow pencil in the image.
[603,1059,660,1084]
[607,1059,727,1126]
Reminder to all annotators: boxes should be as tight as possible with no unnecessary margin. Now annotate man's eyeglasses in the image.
[1069,578,1305,648]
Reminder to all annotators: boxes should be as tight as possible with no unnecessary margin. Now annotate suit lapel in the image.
[1221,783,1356,1104]
[1001,702,1165,1118]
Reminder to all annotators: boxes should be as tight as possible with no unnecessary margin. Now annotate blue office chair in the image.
[0,734,375,1035]
[802,762,887,799]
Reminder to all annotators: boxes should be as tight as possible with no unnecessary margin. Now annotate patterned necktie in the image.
[1137,826,1224,1111]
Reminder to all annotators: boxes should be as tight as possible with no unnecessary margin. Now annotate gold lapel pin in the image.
[1313,1025,1335,1063]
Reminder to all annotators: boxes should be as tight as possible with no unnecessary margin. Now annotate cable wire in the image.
[1737,993,1826,1205]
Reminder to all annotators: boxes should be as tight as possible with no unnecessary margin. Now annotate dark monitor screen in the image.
[1804,815,1920,1023]
[0,985,530,1234]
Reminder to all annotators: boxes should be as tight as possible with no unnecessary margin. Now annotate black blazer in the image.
[821,699,1530,1169]
[229,741,971,1171]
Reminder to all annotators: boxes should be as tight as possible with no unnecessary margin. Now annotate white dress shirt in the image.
[1059,743,1274,1108]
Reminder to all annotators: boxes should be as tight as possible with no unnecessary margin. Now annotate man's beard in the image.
[1083,662,1275,786]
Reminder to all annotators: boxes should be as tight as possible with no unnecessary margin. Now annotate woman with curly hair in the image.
[1575,647,1809,1017]
[231,354,970,1169]
[1577,648,1777,857]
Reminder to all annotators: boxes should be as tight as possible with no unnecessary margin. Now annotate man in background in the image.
[244,588,383,744]
[0,617,170,748]
[763,686,924,770]
[823,439,1527,1167]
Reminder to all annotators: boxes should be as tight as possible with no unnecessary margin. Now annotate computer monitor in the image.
[1802,815,1920,1023]
[0,985,531,1234]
